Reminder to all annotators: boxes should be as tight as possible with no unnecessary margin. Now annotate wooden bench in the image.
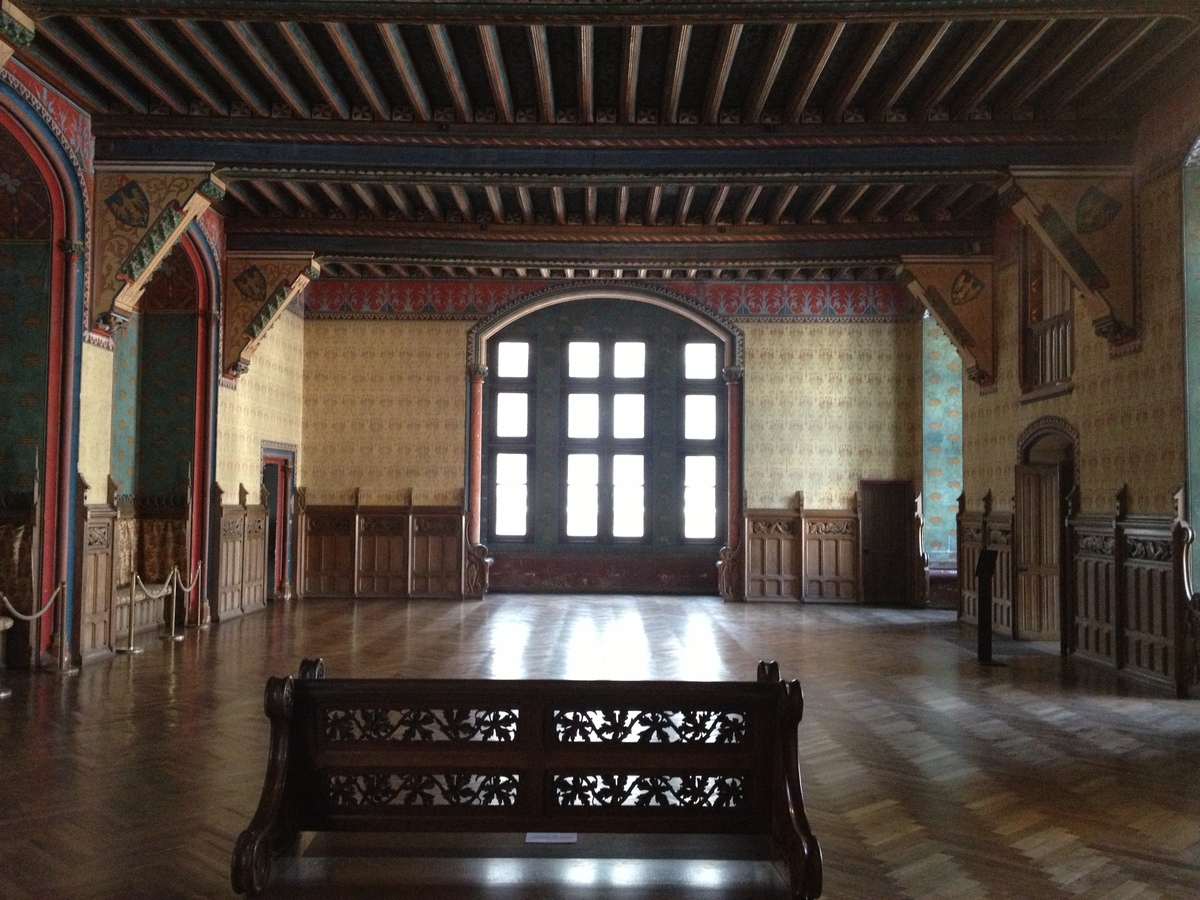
[232,659,823,898]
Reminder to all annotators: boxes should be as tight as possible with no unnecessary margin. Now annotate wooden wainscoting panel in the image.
[746,510,800,600]
[79,506,116,660]
[357,511,408,597]
[1071,518,1117,665]
[988,514,1014,636]
[409,510,464,599]
[1122,524,1174,687]
[959,513,984,623]
[241,508,268,614]
[216,509,246,619]
[802,510,858,602]
[302,508,356,597]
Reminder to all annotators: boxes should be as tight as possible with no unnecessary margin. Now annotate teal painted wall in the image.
[136,313,197,498]
[109,313,140,494]
[0,242,52,491]
[921,316,963,569]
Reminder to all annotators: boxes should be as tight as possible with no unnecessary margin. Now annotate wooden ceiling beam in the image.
[278,22,351,120]
[953,19,1053,120]
[744,23,796,124]
[476,25,514,124]
[317,181,353,216]
[1051,17,1158,111]
[517,186,534,224]
[415,184,443,219]
[128,18,229,115]
[485,185,505,222]
[861,183,905,221]
[585,186,597,224]
[325,23,390,121]
[954,182,996,218]
[377,23,431,122]
[351,183,384,217]
[616,185,630,224]
[383,184,414,219]
[661,24,692,124]
[224,180,267,216]
[703,23,743,124]
[75,17,190,114]
[705,184,730,225]
[675,185,695,225]
[427,24,473,122]
[644,185,662,226]
[528,25,556,123]
[226,20,310,117]
[449,184,473,220]
[799,183,836,221]
[1000,18,1107,114]
[832,183,871,222]
[551,186,566,225]
[578,25,594,124]
[911,19,1005,121]
[280,180,322,216]
[767,184,799,224]
[894,182,937,219]
[1081,20,1198,115]
[784,22,845,123]
[929,181,972,218]
[174,20,271,116]
[827,22,897,123]
[250,179,292,214]
[735,185,762,224]
[870,20,951,121]
[620,25,642,125]
[37,20,150,112]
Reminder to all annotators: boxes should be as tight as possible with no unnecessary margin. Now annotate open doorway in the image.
[261,451,294,601]
[1015,420,1076,648]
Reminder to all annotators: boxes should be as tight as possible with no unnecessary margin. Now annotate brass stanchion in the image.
[114,579,144,655]
[1,582,64,671]
[161,568,183,643]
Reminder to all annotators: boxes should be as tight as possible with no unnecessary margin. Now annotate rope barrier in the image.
[0,581,64,622]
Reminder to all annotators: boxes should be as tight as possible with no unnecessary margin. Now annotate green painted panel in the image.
[0,241,52,490]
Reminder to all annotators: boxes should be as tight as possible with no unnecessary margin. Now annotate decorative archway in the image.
[465,283,746,599]
[0,73,88,666]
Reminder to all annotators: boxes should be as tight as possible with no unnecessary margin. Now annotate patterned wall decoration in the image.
[964,171,1185,518]
[109,313,140,494]
[216,309,305,498]
[302,319,469,506]
[2,59,94,175]
[921,318,963,568]
[742,320,923,510]
[0,119,52,239]
[136,313,197,498]
[304,278,916,322]
[1183,165,1200,536]
[78,341,114,492]
[0,242,51,490]
[223,253,314,374]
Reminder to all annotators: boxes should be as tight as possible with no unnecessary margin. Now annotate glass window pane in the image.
[494,484,527,536]
[567,393,600,438]
[685,343,717,380]
[495,452,528,485]
[683,485,717,539]
[566,453,599,485]
[613,342,646,378]
[612,454,644,486]
[496,341,529,378]
[684,394,717,440]
[495,392,528,437]
[684,455,717,487]
[568,341,600,378]
[612,394,644,439]
[566,454,599,537]
[612,485,644,537]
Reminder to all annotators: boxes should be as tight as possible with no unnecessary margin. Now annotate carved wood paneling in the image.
[409,510,463,599]
[988,514,1014,634]
[1072,516,1117,665]
[957,509,1012,632]
[1122,523,1174,685]
[357,511,408,597]
[302,508,356,597]
[746,510,799,600]
[79,505,116,660]
[801,510,857,602]
[214,505,268,620]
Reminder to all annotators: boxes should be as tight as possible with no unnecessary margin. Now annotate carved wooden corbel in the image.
[91,167,226,326]
[223,253,318,376]
[897,255,995,389]
[0,2,34,69]
[1000,169,1136,347]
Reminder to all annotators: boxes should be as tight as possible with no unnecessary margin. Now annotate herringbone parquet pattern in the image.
[1,595,1198,898]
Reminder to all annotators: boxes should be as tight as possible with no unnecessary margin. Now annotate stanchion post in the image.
[162,569,183,643]
[976,548,998,665]
[115,579,144,655]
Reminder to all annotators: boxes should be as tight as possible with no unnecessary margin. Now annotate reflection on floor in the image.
[2,594,1199,899]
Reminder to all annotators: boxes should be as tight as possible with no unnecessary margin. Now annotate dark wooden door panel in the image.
[1015,464,1061,641]
[859,480,913,605]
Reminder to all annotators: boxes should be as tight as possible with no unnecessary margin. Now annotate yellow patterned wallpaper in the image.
[962,170,1185,516]
[743,320,924,510]
[215,309,304,499]
[78,341,113,493]
[302,319,468,506]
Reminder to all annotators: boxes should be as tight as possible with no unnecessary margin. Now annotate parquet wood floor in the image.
[1,594,1198,899]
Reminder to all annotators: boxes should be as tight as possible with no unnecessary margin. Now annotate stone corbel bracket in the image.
[897,255,995,389]
[0,2,34,69]
[224,252,318,376]
[92,167,225,328]
[1000,169,1136,346]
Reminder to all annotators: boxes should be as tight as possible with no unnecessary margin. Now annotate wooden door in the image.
[859,479,914,605]
[1014,464,1062,641]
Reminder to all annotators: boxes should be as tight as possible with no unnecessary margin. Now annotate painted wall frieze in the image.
[223,251,317,375]
[897,255,995,389]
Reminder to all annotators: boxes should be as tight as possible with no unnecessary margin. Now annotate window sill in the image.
[1019,380,1073,404]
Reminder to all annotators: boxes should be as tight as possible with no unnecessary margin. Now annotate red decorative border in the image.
[303,278,916,321]
[3,59,94,173]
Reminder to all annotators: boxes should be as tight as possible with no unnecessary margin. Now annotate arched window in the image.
[481,297,727,582]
